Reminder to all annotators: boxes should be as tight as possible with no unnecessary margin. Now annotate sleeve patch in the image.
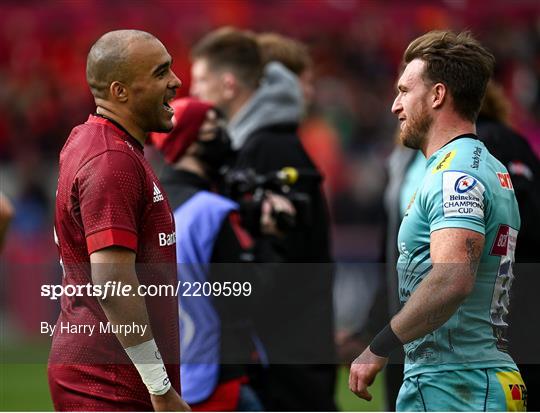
[442,171,485,219]
[431,150,456,174]
[496,172,515,190]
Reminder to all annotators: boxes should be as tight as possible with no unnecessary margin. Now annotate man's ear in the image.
[110,81,128,103]
[221,72,237,101]
[432,82,446,109]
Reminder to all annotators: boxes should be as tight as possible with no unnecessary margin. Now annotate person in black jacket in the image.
[190,27,336,411]
[151,97,293,411]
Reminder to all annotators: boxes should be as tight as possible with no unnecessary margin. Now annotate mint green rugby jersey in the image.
[397,135,521,378]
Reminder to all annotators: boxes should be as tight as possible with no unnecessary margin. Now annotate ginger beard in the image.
[399,99,433,150]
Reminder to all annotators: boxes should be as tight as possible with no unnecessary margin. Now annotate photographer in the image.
[151,98,293,411]
[191,28,336,411]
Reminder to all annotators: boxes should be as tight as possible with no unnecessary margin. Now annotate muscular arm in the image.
[90,243,190,411]
[90,246,152,347]
[391,227,484,343]
[349,227,484,400]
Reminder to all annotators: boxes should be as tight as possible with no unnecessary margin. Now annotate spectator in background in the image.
[256,32,346,200]
[476,81,540,264]
[152,97,293,411]
[190,27,337,411]
[257,32,315,109]
[0,192,14,252]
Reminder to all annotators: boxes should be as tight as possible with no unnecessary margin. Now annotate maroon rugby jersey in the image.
[49,115,179,410]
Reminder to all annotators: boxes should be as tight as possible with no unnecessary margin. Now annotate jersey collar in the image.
[427,133,479,167]
[441,133,479,149]
[87,114,145,153]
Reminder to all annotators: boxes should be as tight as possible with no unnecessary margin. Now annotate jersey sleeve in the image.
[421,170,487,235]
[76,151,145,254]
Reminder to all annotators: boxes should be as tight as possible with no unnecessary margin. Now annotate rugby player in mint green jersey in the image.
[349,30,527,411]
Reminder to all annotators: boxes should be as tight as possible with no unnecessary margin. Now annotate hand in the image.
[349,347,388,401]
[260,192,296,236]
[151,388,191,412]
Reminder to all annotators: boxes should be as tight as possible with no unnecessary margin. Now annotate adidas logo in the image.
[153,182,164,203]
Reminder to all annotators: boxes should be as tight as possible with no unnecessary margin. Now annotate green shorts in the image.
[396,368,527,411]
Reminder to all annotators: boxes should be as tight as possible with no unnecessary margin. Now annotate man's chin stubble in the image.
[401,114,432,150]
[401,132,423,150]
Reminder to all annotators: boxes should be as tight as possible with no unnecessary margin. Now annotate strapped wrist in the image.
[125,338,171,395]
[369,324,402,357]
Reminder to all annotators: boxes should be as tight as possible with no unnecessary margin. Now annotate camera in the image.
[222,167,318,234]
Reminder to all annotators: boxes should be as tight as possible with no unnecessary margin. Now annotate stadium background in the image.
[1,0,539,410]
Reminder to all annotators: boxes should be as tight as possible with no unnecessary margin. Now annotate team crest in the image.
[431,150,456,174]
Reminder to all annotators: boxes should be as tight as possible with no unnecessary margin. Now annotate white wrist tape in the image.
[124,338,171,395]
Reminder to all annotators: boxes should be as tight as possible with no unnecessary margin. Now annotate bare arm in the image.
[90,246,190,411]
[89,246,153,347]
[391,228,484,342]
[350,227,484,400]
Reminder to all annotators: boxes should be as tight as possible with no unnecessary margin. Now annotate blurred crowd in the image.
[1,0,539,336]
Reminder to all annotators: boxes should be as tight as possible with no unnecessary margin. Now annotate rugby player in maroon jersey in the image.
[49,30,189,411]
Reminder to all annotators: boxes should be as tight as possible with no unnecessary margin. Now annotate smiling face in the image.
[126,38,182,133]
[391,59,433,150]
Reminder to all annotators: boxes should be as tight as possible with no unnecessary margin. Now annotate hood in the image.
[228,62,303,150]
